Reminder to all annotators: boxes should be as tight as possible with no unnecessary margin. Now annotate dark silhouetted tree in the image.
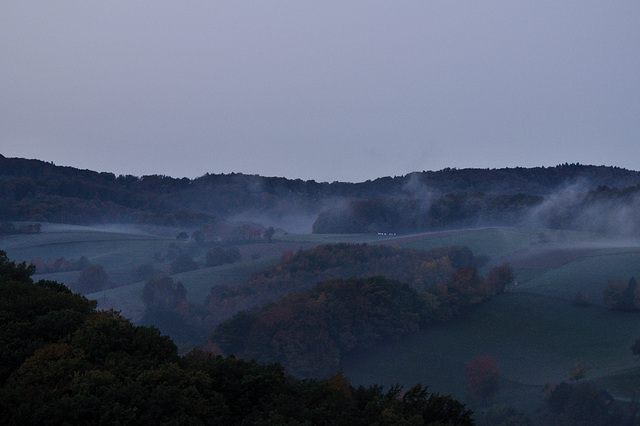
[170,253,198,274]
[263,226,275,243]
[486,263,514,293]
[205,246,241,267]
[73,264,109,293]
[131,263,158,282]
[142,275,187,312]
[0,250,36,282]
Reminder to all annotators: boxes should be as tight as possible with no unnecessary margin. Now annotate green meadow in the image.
[341,293,640,409]
[2,226,171,271]
[339,229,640,414]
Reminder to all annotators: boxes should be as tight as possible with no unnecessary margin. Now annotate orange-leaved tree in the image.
[465,355,500,406]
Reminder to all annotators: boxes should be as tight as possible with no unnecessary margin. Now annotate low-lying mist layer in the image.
[313,183,640,237]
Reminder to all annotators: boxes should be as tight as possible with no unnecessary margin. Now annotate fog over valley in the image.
[2,2,640,422]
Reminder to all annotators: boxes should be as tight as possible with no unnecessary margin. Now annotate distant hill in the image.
[2,154,640,231]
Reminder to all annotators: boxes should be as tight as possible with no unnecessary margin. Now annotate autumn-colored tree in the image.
[211,276,425,377]
[448,266,487,306]
[465,355,500,405]
[486,263,514,293]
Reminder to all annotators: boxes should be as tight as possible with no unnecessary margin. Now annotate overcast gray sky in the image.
[2,1,639,182]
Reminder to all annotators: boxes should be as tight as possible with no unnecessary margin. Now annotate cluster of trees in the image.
[210,260,513,377]
[536,362,640,425]
[211,276,427,377]
[169,253,199,274]
[313,194,542,234]
[542,382,620,425]
[138,275,208,348]
[423,265,513,322]
[192,223,272,246]
[134,243,511,360]
[201,244,484,329]
[69,264,110,294]
[149,246,244,278]
[205,246,242,267]
[0,221,41,235]
[131,262,159,282]
[0,250,475,424]
[29,255,90,274]
[141,243,504,353]
[142,275,187,312]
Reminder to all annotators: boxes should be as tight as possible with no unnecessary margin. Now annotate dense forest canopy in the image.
[3,155,640,233]
[176,244,483,333]
[312,186,640,235]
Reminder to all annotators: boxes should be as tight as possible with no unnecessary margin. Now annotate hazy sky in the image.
[2,2,639,182]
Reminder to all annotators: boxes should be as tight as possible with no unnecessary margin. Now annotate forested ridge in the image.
[313,194,542,234]
[0,250,476,425]
[3,154,640,228]
[313,184,640,235]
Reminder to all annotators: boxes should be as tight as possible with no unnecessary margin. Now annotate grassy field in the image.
[515,248,640,304]
[341,292,640,412]
[278,233,391,244]
[2,227,172,271]
[395,227,536,263]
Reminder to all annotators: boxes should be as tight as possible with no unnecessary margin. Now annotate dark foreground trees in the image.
[0,250,474,425]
